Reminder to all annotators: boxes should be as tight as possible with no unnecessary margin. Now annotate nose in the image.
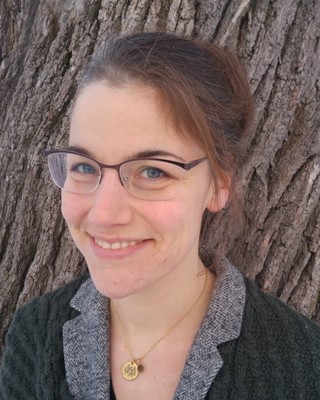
[88,169,134,227]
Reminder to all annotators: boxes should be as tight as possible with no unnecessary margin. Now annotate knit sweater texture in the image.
[1,270,320,399]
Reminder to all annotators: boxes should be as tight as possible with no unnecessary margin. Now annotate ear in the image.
[206,180,230,212]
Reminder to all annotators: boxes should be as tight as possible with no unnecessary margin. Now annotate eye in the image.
[140,167,166,179]
[71,163,97,175]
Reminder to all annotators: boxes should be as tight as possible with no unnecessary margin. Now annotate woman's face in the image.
[62,82,226,299]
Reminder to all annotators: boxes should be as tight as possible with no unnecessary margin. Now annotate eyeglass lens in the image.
[47,152,187,200]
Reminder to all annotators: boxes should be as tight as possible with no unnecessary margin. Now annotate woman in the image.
[1,32,320,400]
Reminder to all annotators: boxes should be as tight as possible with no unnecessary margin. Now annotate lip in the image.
[88,234,151,260]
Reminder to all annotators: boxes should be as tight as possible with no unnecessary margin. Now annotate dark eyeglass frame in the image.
[43,149,208,187]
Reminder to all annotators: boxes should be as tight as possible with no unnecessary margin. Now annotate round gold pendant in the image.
[121,360,143,380]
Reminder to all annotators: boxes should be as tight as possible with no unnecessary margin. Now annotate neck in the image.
[110,261,215,335]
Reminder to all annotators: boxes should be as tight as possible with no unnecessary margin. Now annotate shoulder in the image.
[28,273,90,308]
[24,274,89,309]
[0,275,89,399]
[210,277,320,399]
[243,277,320,340]
[7,274,90,337]
[240,278,320,388]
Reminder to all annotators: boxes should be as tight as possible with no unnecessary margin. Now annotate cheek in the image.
[61,192,87,226]
[144,201,183,228]
[143,198,204,239]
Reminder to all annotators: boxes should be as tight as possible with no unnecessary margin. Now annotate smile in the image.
[94,238,143,250]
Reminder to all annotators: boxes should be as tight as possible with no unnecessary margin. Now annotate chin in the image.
[95,285,137,300]
[89,273,139,299]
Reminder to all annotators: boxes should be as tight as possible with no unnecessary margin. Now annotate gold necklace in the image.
[111,269,208,381]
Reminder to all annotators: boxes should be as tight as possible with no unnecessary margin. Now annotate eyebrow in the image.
[65,145,94,157]
[65,145,186,162]
[134,150,185,162]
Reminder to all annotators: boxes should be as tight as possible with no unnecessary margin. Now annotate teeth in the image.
[94,238,140,250]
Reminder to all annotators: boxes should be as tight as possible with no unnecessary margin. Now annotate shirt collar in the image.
[63,279,110,400]
[63,258,245,400]
[174,257,246,399]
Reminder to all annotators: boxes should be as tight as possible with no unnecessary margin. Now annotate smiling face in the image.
[62,82,227,299]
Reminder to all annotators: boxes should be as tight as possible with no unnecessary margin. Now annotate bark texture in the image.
[0,0,319,355]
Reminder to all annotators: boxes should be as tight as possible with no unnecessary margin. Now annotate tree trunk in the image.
[0,0,319,355]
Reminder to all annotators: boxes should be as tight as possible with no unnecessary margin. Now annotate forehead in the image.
[70,82,204,162]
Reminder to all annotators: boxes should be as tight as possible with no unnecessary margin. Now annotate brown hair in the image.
[77,31,254,216]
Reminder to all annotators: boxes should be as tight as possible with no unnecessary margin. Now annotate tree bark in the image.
[0,0,319,355]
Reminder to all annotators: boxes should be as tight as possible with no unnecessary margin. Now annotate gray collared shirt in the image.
[63,258,246,399]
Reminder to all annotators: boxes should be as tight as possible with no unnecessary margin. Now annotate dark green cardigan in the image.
[1,275,320,399]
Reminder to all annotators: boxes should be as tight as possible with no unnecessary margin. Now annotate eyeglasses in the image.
[44,149,208,201]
